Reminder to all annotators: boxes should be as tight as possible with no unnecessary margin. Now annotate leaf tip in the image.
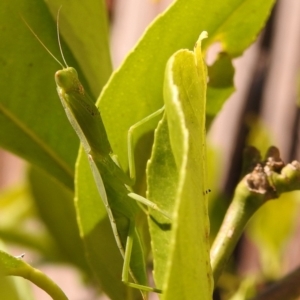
[194,31,208,55]
[199,31,208,41]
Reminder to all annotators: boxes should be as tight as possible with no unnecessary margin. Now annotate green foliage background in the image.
[0,1,278,299]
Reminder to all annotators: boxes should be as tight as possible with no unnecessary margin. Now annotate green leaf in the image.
[0,0,111,189]
[206,52,235,127]
[147,33,212,299]
[0,250,68,300]
[99,0,276,169]
[45,0,112,98]
[28,167,89,272]
[0,1,76,188]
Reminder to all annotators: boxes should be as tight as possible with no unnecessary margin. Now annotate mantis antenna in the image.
[20,14,65,69]
[56,6,69,68]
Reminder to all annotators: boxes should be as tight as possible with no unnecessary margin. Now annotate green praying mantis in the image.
[23,12,208,298]
[56,68,169,295]
[23,14,170,297]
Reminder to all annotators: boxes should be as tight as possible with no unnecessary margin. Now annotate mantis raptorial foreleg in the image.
[127,106,165,183]
[126,105,171,219]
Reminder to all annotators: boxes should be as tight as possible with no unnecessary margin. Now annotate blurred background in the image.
[1,0,300,299]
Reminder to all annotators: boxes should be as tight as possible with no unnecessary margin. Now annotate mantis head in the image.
[55,67,83,94]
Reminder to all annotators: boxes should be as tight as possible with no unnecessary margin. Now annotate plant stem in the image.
[210,179,266,283]
[210,146,300,284]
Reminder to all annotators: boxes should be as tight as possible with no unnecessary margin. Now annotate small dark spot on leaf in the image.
[203,189,211,195]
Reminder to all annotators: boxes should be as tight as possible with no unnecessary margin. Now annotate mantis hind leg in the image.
[122,221,162,294]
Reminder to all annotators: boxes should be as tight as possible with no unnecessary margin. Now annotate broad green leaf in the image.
[45,0,112,98]
[246,192,299,278]
[0,1,111,189]
[147,33,212,299]
[99,0,276,170]
[0,250,68,300]
[206,53,235,127]
[0,1,76,189]
[0,1,111,288]
[28,167,89,272]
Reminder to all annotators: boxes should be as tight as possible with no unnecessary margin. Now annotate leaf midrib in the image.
[0,103,73,180]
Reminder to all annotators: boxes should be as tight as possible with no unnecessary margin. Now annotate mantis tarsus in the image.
[23,12,170,297]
